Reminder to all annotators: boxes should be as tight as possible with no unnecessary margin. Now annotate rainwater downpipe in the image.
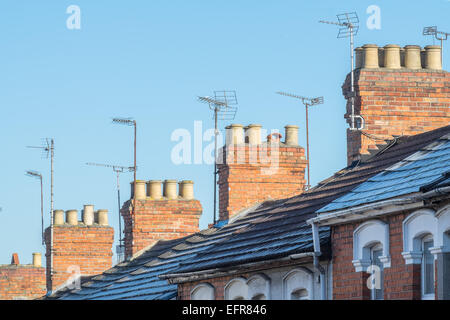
[311,222,326,300]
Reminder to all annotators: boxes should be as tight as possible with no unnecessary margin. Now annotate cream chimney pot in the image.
[425,45,442,70]
[179,180,194,200]
[404,45,422,69]
[163,180,178,199]
[363,44,379,68]
[284,125,299,146]
[97,209,109,226]
[246,124,262,145]
[384,44,401,69]
[230,124,244,144]
[32,253,42,267]
[82,204,95,225]
[53,210,64,225]
[66,210,78,226]
[131,180,147,200]
[147,180,162,199]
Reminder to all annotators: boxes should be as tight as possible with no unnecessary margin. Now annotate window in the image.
[190,283,215,300]
[283,269,314,300]
[224,278,248,300]
[353,220,390,272]
[422,236,435,300]
[369,244,384,300]
[247,274,270,300]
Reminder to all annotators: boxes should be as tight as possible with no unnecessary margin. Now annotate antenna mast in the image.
[320,12,364,131]
[27,138,54,289]
[276,92,323,190]
[26,170,44,245]
[86,162,134,263]
[198,91,238,225]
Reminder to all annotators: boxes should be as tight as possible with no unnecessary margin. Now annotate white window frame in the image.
[352,220,390,272]
[421,235,435,300]
[369,243,384,300]
[402,209,438,264]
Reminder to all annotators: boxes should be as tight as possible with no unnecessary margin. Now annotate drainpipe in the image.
[311,222,326,300]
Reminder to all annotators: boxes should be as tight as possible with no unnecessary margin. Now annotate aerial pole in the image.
[198,91,238,224]
[27,138,55,289]
[86,162,134,262]
[276,92,324,190]
[320,12,364,131]
[26,170,44,245]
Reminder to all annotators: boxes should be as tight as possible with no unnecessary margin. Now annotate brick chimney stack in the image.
[218,124,307,221]
[44,205,114,292]
[344,43,450,164]
[121,179,202,259]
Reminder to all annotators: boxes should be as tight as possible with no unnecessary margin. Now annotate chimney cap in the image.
[425,45,441,49]
[164,179,177,183]
[404,45,421,49]
[384,44,400,48]
[285,125,299,129]
[229,123,244,128]
[179,180,194,184]
[363,44,378,48]
[247,124,262,128]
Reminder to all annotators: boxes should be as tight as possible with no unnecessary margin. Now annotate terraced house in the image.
[1,42,449,300]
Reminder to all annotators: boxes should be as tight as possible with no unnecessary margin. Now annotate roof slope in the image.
[52,125,450,300]
[318,131,450,213]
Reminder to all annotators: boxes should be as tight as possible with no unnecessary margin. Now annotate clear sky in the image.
[0,0,448,264]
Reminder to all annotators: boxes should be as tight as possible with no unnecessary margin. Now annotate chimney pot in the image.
[82,204,95,225]
[404,45,422,69]
[355,47,364,69]
[284,125,299,146]
[425,45,442,70]
[179,180,194,200]
[163,180,178,199]
[11,253,19,265]
[383,44,401,69]
[53,210,64,225]
[147,180,162,199]
[97,209,109,226]
[66,210,78,226]
[229,124,244,144]
[245,124,262,145]
[32,253,42,267]
[131,180,147,200]
[363,44,379,68]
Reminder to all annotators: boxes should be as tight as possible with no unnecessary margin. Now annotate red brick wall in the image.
[343,69,450,164]
[332,212,424,300]
[44,225,114,292]
[218,143,307,221]
[0,265,46,300]
[121,198,202,259]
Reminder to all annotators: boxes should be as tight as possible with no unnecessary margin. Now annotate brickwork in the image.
[121,198,202,259]
[44,224,114,292]
[343,69,450,164]
[332,212,424,300]
[218,143,307,221]
[0,265,46,300]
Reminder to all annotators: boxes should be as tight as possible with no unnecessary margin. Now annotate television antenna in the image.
[27,138,54,281]
[320,12,364,131]
[86,162,135,263]
[198,91,238,225]
[276,92,324,190]
[26,170,45,245]
[423,26,448,67]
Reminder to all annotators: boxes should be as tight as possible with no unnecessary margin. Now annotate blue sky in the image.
[0,0,448,264]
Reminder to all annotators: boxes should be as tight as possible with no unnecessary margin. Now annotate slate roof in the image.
[52,125,450,300]
[318,130,450,213]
